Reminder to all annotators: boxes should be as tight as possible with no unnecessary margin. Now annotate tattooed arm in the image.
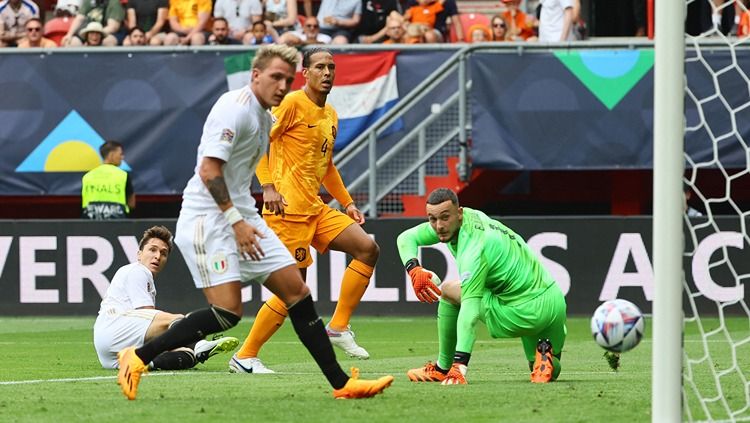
[199,157,265,260]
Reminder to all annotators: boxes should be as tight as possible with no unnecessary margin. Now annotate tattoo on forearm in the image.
[206,176,231,206]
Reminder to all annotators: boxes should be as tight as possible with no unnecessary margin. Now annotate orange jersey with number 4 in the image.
[257,89,344,216]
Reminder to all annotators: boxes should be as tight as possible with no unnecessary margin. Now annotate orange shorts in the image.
[263,205,355,268]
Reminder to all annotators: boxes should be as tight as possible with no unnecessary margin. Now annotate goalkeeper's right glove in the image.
[405,258,441,303]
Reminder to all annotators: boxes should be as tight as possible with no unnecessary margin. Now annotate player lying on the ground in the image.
[94,225,238,370]
[396,188,568,384]
[115,45,393,401]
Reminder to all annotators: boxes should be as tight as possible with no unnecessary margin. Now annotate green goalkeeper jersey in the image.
[397,207,556,354]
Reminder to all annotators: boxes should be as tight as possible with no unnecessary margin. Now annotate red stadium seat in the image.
[44,17,73,46]
[448,12,491,43]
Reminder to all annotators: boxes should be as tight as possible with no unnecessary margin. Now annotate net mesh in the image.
[682,2,750,419]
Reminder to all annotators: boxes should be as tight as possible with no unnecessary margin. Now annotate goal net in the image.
[680,1,750,420]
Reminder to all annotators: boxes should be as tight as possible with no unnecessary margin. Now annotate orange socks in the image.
[236,295,288,359]
[328,260,373,331]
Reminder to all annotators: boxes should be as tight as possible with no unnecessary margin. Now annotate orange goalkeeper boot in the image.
[333,368,394,399]
[407,361,447,382]
[530,339,554,383]
[117,347,148,400]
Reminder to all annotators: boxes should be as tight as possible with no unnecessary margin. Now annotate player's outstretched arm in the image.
[199,157,265,260]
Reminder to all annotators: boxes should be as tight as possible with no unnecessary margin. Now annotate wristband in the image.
[405,258,420,273]
[223,206,243,225]
[453,351,471,366]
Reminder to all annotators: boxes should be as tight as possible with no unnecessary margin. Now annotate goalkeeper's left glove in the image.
[441,363,468,385]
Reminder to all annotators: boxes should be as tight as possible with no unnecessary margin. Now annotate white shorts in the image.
[93,309,159,369]
[175,211,296,289]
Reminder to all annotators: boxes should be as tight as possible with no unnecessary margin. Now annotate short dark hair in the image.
[252,20,266,30]
[99,140,123,159]
[213,17,228,27]
[302,47,332,68]
[426,188,459,206]
[139,225,173,253]
[129,26,144,36]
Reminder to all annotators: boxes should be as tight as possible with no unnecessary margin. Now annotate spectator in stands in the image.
[164,0,211,45]
[124,0,169,45]
[0,0,40,47]
[357,0,401,43]
[81,21,106,46]
[208,16,242,44]
[17,17,57,48]
[381,12,407,43]
[44,2,78,46]
[244,20,277,44]
[82,140,135,220]
[278,16,331,45]
[125,26,147,45]
[404,0,461,42]
[62,0,123,46]
[265,0,299,35]
[501,0,537,40]
[404,0,442,41]
[538,0,574,42]
[315,0,361,44]
[213,0,262,42]
[469,23,491,42]
[489,15,509,41]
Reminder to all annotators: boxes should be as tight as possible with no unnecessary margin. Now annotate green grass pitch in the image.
[0,315,743,422]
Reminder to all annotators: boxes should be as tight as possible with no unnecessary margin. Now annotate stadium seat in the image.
[44,17,73,46]
[448,13,491,42]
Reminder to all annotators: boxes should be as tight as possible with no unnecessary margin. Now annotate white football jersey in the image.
[181,86,273,217]
[97,263,156,317]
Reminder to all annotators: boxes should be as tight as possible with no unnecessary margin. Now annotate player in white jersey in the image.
[116,44,393,401]
[94,225,239,369]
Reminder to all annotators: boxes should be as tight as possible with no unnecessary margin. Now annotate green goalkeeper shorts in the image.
[482,282,568,362]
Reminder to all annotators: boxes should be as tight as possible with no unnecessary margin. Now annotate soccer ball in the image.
[590,299,645,353]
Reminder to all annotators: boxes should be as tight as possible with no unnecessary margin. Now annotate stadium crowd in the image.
[0,0,597,49]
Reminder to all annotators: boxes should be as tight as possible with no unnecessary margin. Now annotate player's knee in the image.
[355,238,379,265]
[210,304,241,329]
[285,282,311,305]
[441,280,461,305]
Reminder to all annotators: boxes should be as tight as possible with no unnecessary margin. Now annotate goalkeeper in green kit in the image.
[397,188,567,384]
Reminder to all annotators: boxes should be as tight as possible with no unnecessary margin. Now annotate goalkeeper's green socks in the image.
[436,299,459,371]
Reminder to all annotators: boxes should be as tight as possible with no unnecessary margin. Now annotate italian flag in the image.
[224,52,255,90]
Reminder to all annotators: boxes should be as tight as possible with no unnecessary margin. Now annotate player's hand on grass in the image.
[441,363,468,385]
[408,266,442,303]
[233,221,265,261]
[345,203,365,224]
[262,184,287,216]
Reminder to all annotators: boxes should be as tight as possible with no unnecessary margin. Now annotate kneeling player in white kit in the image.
[94,225,238,370]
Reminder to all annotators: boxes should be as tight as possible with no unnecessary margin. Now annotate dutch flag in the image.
[224,50,401,150]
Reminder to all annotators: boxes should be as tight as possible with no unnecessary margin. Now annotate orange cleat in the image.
[117,347,148,400]
[530,339,554,383]
[407,361,448,382]
[333,368,394,399]
[440,363,468,385]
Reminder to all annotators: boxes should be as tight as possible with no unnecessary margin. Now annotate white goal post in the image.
[652,0,686,421]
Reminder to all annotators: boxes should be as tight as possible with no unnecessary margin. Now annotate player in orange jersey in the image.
[229,47,378,373]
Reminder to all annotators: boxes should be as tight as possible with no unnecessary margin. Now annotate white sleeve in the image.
[123,266,155,309]
[200,95,239,163]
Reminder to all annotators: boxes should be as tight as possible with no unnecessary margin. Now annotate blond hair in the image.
[252,44,299,71]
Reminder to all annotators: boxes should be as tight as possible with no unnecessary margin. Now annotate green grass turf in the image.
[0,316,745,423]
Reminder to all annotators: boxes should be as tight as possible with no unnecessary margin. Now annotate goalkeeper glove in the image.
[405,259,441,303]
[441,363,468,385]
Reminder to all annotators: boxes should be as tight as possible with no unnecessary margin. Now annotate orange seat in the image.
[448,13,491,42]
[44,17,73,46]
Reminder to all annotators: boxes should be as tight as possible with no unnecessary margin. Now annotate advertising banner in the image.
[0,217,744,316]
